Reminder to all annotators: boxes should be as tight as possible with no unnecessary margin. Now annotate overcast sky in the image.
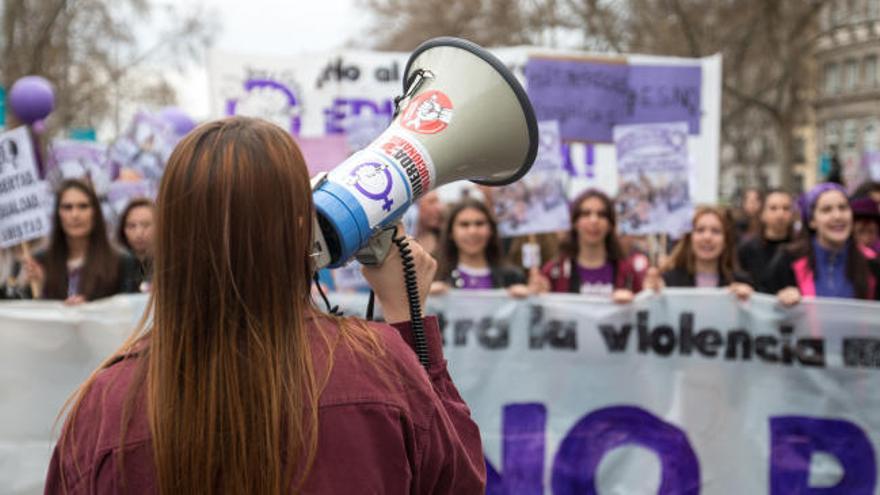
[171,0,369,118]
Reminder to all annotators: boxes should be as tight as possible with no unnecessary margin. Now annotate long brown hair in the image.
[44,179,120,300]
[57,117,385,493]
[563,188,624,261]
[115,197,155,254]
[663,206,738,283]
[437,198,504,281]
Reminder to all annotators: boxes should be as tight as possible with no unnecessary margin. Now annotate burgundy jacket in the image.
[44,316,485,494]
[540,256,644,294]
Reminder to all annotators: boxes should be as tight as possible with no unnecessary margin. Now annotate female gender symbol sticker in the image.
[347,161,394,211]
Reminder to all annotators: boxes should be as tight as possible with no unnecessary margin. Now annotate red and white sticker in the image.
[374,133,435,198]
[400,90,453,134]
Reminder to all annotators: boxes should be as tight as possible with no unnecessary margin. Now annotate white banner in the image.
[3,290,878,494]
[0,127,50,248]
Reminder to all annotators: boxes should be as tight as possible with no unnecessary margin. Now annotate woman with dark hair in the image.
[734,187,763,241]
[44,117,484,493]
[645,206,754,299]
[116,197,155,292]
[533,188,642,303]
[24,179,138,303]
[431,198,528,297]
[736,189,796,292]
[766,183,880,305]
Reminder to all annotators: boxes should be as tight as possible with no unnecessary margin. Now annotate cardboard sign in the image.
[0,127,51,248]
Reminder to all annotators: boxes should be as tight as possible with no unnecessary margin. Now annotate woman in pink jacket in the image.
[766,182,880,305]
[44,117,485,494]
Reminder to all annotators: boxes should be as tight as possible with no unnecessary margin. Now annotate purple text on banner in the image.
[525,58,702,143]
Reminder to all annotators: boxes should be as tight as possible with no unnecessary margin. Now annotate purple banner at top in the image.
[526,58,702,143]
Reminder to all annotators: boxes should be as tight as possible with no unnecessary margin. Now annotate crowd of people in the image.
[2,162,880,308]
[411,178,880,306]
[0,178,155,302]
[12,116,878,492]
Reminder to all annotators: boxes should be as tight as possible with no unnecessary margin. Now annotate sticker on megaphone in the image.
[312,129,436,268]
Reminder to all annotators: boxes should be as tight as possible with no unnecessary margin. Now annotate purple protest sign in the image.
[46,140,112,193]
[526,58,629,143]
[619,65,702,134]
[526,58,703,143]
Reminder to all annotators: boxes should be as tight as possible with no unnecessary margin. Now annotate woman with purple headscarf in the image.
[764,183,880,305]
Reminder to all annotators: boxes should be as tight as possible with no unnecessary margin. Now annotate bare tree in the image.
[1,0,218,135]
[361,0,571,50]
[561,0,829,192]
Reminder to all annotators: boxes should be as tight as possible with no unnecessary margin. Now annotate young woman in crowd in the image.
[734,187,763,240]
[432,198,529,297]
[645,206,753,299]
[24,179,139,303]
[766,183,880,305]
[533,189,642,303]
[850,196,880,254]
[116,197,156,292]
[45,117,484,493]
[736,188,796,292]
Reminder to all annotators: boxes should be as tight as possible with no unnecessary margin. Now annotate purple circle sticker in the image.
[347,162,394,212]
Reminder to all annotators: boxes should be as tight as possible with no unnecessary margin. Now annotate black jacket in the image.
[737,236,790,293]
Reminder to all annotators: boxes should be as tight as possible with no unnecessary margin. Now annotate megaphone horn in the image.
[312,37,539,269]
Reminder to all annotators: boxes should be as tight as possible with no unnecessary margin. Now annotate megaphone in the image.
[311,37,538,269]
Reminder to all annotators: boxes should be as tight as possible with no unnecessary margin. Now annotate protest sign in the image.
[3,290,880,494]
[108,112,177,182]
[0,127,51,248]
[525,57,702,143]
[493,120,570,238]
[46,140,112,195]
[614,122,693,237]
[209,49,721,204]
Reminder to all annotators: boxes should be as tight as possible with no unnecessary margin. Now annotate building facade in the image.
[816,0,880,190]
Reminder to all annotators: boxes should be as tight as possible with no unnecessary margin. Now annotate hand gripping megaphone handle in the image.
[310,173,430,368]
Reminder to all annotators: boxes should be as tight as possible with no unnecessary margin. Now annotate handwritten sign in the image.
[614,122,693,237]
[526,57,702,143]
[0,127,51,248]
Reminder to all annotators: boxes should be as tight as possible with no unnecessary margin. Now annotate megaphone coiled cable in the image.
[390,233,430,370]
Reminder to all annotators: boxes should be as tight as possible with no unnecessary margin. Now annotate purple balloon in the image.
[9,76,55,124]
[158,107,196,136]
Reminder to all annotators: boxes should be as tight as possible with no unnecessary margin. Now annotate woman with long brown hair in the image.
[532,188,643,303]
[431,198,528,297]
[116,197,156,292]
[644,206,754,299]
[44,117,485,493]
[25,179,139,303]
